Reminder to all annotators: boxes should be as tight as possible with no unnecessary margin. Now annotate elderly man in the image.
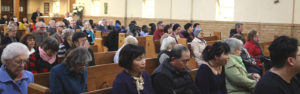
[153,21,164,40]
[0,43,34,94]
[48,20,56,35]
[68,20,76,32]
[229,23,243,38]
[51,21,65,43]
[31,8,43,23]
[2,24,19,45]
[152,44,200,94]
[97,19,109,32]
[254,36,300,94]
[31,22,49,45]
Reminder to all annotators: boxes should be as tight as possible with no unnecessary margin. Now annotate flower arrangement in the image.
[72,5,84,17]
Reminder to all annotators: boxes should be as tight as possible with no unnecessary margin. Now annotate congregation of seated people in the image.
[0,13,300,94]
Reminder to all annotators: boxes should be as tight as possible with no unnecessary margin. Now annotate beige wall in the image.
[155,0,171,19]
[127,0,142,17]
[192,0,216,21]
[295,0,300,24]
[171,0,191,20]
[235,0,293,24]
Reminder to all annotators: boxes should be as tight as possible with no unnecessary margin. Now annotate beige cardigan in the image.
[191,38,206,65]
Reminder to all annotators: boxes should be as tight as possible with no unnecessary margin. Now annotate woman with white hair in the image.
[50,47,92,94]
[0,43,34,94]
[2,24,19,45]
[224,38,260,94]
[83,22,95,45]
[191,28,206,67]
[113,35,138,63]
[158,36,176,64]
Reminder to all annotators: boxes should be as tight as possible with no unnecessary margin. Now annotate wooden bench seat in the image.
[94,51,116,65]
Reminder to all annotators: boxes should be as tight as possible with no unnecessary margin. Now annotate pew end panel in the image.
[28,83,51,94]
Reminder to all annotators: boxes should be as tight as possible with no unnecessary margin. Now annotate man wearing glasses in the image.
[51,21,65,43]
[0,43,34,94]
[31,22,49,46]
[154,21,165,40]
[254,36,300,94]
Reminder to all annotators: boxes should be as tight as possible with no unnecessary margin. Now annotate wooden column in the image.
[14,0,20,20]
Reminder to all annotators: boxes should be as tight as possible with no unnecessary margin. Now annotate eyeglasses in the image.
[12,59,29,65]
[58,25,66,28]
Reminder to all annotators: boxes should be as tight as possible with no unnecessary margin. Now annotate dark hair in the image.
[130,20,136,25]
[164,25,171,33]
[115,20,121,25]
[169,44,189,59]
[202,42,230,62]
[76,20,83,27]
[142,25,148,33]
[157,21,163,26]
[193,23,200,28]
[235,23,243,29]
[63,19,69,27]
[173,24,181,31]
[20,34,36,47]
[148,23,156,35]
[21,17,28,24]
[247,30,257,41]
[232,34,245,44]
[41,38,59,52]
[269,36,298,68]
[184,23,192,31]
[119,44,145,70]
[72,31,87,42]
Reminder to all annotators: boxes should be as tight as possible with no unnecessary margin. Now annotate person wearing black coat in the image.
[31,8,43,23]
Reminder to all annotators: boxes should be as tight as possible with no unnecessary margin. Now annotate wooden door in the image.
[1,0,14,18]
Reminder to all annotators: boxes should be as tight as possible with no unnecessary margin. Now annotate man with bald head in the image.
[31,8,43,23]
[51,21,65,43]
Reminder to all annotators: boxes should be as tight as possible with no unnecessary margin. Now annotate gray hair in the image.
[55,21,65,27]
[161,36,176,51]
[35,22,46,28]
[62,29,74,41]
[49,20,56,25]
[170,44,189,59]
[224,38,243,53]
[6,24,17,32]
[1,42,30,64]
[124,35,138,45]
[64,47,92,71]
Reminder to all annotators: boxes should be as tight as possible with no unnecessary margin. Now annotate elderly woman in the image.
[21,34,36,55]
[224,38,260,94]
[0,43,34,94]
[191,29,206,67]
[26,38,59,74]
[158,36,176,64]
[2,24,19,45]
[196,42,230,94]
[57,29,74,57]
[50,47,91,94]
[244,30,263,75]
[113,35,138,63]
[112,44,155,94]
[83,21,95,45]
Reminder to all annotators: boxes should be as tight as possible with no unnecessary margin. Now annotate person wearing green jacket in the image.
[224,38,261,94]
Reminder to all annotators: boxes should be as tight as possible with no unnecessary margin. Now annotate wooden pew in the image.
[95,31,102,38]
[3,24,7,35]
[94,38,104,52]
[118,33,125,48]
[189,69,198,81]
[90,45,98,52]
[28,83,51,94]
[154,40,160,53]
[83,88,112,94]
[76,29,81,32]
[187,58,198,70]
[34,72,50,87]
[17,30,26,39]
[136,36,157,58]
[94,51,116,65]
[178,38,187,46]
[102,32,110,37]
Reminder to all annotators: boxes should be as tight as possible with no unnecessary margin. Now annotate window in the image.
[53,0,60,14]
[142,0,154,18]
[91,0,101,16]
[216,0,234,21]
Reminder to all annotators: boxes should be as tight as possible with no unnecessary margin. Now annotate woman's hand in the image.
[252,73,261,82]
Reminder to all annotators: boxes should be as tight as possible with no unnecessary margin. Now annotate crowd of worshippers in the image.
[0,13,300,94]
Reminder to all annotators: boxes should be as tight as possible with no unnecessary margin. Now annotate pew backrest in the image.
[28,83,51,94]
[94,51,116,65]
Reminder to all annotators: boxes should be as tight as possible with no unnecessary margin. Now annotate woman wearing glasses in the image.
[0,43,34,94]
[2,24,19,46]
[50,47,92,94]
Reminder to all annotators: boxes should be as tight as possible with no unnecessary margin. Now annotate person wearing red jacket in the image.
[153,21,164,40]
[244,30,263,75]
